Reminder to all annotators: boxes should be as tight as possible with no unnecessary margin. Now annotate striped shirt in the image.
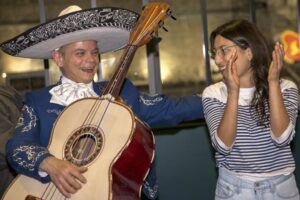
[202,79,298,178]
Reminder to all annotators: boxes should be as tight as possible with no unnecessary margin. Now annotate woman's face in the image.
[212,35,253,83]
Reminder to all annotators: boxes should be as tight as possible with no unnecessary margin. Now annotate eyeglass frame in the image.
[209,44,238,59]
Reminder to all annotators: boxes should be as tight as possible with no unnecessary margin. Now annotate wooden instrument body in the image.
[2,98,155,200]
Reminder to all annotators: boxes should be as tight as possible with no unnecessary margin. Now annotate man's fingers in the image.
[65,174,83,190]
[79,166,88,173]
[61,165,87,191]
[53,178,72,198]
[70,166,88,184]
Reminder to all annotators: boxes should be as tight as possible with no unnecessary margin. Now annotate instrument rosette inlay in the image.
[64,125,104,166]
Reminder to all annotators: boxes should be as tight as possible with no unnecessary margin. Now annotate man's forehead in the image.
[60,40,98,51]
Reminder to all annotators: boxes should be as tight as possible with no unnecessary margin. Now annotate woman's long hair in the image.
[210,19,272,126]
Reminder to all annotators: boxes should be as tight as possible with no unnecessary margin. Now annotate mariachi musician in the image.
[1,5,203,200]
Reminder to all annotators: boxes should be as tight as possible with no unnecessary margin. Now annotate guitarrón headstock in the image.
[128,2,175,47]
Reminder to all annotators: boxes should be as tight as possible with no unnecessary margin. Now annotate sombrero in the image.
[0,5,139,59]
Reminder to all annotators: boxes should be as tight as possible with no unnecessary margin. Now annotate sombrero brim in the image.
[0,7,139,59]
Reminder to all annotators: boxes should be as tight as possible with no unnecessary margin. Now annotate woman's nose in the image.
[214,54,224,66]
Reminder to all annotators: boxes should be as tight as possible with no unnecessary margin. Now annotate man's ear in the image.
[52,50,64,68]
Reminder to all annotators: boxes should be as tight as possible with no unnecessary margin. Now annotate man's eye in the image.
[76,52,84,56]
[92,51,99,56]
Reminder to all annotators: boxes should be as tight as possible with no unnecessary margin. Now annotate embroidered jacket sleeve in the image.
[120,80,204,127]
[6,93,52,183]
[270,79,299,146]
[202,83,232,155]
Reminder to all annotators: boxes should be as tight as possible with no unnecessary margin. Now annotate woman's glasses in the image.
[209,44,237,59]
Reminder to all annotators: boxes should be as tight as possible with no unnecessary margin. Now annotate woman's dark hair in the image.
[210,19,272,126]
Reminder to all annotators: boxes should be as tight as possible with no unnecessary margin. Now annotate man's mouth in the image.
[81,68,95,73]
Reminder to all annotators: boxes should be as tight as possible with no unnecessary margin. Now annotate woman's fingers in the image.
[228,49,237,76]
[268,42,285,82]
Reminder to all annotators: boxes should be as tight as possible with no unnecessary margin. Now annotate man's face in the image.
[54,40,100,84]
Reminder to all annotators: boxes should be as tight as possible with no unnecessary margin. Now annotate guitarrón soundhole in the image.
[25,195,42,200]
[64,126,103,166]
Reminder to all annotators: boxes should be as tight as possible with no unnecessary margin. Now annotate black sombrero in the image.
[0,5,139,59]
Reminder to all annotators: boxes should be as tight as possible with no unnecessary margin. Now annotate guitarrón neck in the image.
[103,45,137,98]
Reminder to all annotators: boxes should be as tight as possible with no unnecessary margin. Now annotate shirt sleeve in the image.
[202,85,232,155]
[270,80,299,146]
[270,120,293,144]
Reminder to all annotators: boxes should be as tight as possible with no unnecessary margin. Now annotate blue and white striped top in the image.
[202,79,299,177]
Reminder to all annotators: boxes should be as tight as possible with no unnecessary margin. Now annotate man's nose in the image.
[86,53,98,62]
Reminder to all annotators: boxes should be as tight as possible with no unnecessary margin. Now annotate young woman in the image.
[202,19,299,200]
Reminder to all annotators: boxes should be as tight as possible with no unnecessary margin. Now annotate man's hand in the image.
[39,156,88,198]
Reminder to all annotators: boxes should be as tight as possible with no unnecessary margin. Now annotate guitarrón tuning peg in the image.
[158,21,164,28]
[170,15,176,20]
[151,36,162,45]
[158,21,168,32]
[167,9,176,20]
[162,26,168,32]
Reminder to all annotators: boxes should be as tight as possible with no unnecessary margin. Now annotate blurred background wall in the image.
[0,0,298,97]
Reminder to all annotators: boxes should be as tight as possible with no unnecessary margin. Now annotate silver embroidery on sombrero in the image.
[13,145,49,171]
[1,7,138,56]
[16,105,38,132]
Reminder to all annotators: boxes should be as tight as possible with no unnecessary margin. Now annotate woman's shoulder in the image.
[202,81,226,100]
[280,79,298,91]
